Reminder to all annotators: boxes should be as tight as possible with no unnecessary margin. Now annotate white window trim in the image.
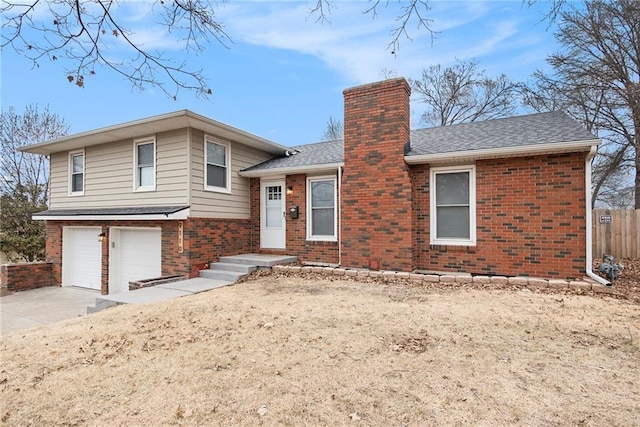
[204,136,231,194]
[430,165,477,246]
[306,175,338,242]
[133,137,156,192]
[68,149,85,196]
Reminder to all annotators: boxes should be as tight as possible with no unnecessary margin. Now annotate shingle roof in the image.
[241,111,596,173]
[242,139,344,172]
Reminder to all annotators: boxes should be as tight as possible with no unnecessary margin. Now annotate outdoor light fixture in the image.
[286,186,294,195]
[98,232,106,242]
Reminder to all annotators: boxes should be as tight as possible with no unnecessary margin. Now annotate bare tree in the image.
[594,165,634,208]
[321,116,343,141]
[524,0,570,22]
[310,0,434,54]
[0,105,69,261]
[1,0,230,99]
[1,105,68,197]
[523,0,640,208]
[410,59,521,127]
[2,1,435,98]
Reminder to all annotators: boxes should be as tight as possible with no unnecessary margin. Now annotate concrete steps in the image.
[198,254,297,281]
[219,254,298,267]
[198,268,247,282]
[87,298,120,314]
[87,254,297,314]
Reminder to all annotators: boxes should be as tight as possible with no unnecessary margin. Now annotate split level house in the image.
[22,78,607,295]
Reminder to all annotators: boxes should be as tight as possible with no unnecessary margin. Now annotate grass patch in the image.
[1,276,639,425]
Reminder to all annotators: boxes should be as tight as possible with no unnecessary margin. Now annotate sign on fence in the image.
[592,209,640,258]
[599,215,612,224]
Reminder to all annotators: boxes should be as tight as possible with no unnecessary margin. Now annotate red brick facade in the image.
[38,78,591,289]
[249,175,339,264]
[245,78,590,280]
[45,217,251,294]
[284,174,339,264]
[340,78,414,271]
[412,153,588,278]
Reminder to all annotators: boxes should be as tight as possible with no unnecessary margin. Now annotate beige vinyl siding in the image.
[49,129,189,209]
[49,151,71,205]
[189,128,274,218]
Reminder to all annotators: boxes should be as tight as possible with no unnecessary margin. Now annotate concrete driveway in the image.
[1,286,99,335]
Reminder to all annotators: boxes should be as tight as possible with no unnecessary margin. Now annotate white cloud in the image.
[45,0,552,89]
[456,19,519,58]
[122,27,184,51]
[214,1,545,84]
[217,2,427,83]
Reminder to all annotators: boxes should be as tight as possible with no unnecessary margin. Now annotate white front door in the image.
[260,180,286,249]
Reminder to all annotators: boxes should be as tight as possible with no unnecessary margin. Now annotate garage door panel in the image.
[109,228,161,294]
[62,227,102,290]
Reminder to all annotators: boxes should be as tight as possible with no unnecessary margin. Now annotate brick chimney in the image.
[340,78,414,271]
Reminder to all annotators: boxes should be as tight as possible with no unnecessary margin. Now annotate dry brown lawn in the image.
[1,274,639,426]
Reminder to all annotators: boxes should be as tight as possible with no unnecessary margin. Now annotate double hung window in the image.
[69,151,84,195]
[205,138,230,193]
[307,177,337,241]
[430,166,476,245]
[135,138,155,190]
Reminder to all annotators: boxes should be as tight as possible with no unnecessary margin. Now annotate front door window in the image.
[265,186,282,228]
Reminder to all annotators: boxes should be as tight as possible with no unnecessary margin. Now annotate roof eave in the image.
[33,208,190,221]
[239,162,344,178]
[405,139,601,165]
[20,110,289,156]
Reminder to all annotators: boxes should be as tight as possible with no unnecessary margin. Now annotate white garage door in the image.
[109,227,161,294]
[62,227,102,290]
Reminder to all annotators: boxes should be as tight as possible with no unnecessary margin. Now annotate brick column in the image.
[340,78,414,271]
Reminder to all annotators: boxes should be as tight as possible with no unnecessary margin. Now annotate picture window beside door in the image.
[307,176,337,241]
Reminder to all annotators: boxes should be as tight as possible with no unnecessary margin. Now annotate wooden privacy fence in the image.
[592,209,640,259]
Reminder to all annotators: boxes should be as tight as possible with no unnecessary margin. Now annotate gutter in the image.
[32,207,190,221]
[239,162,344,178]
[584,145,611,286]
[338,165,343,267]
[404,139,600,165]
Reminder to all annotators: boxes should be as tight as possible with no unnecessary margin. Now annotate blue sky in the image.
[1,1,557,147]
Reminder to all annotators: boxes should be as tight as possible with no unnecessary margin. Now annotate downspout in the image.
[585,145,611,286]
[338,165,342,267]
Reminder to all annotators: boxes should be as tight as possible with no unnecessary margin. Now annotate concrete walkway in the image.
[1,254,296,335]
[1,286,99,335]
[89,277,233,312]
[1,278,234,335]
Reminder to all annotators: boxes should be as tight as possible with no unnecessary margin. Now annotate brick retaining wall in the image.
[1,262,54,293]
